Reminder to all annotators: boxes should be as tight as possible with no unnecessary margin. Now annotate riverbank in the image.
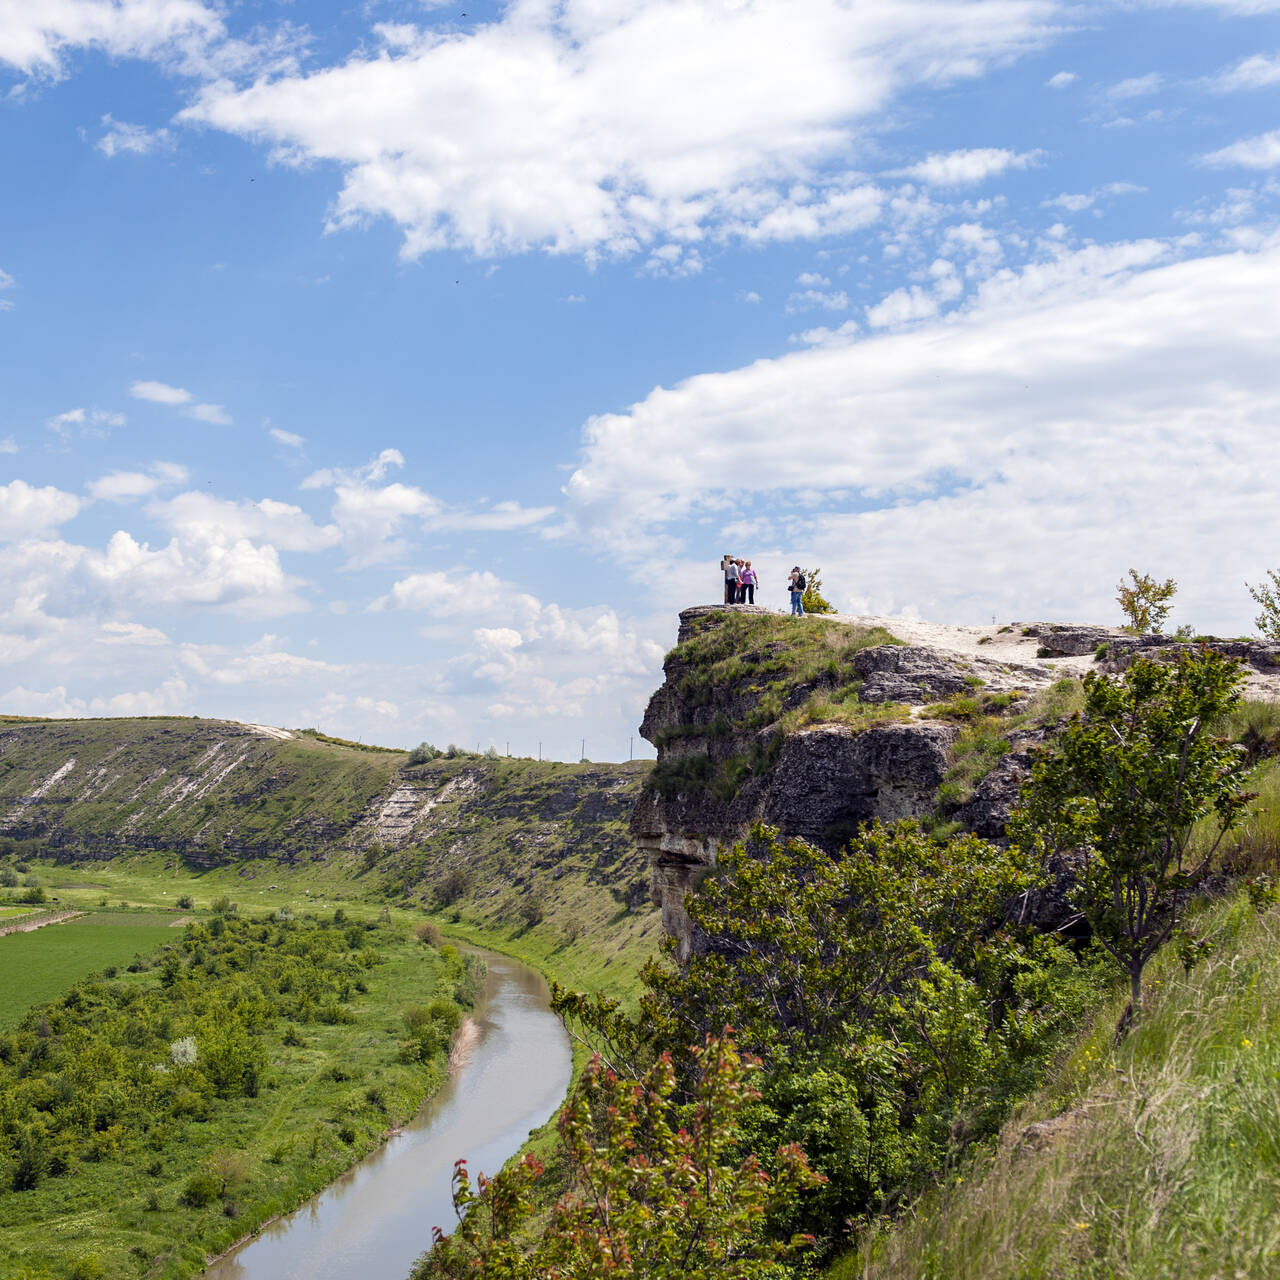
[201,950,571,1280]
[0,916,462,1280]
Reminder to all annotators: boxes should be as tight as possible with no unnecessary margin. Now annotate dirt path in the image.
[0,910,82,937]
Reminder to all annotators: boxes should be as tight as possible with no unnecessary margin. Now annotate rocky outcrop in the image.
[633,609,996,956]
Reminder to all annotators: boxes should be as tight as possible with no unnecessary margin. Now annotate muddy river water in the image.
[203,950,572,1280]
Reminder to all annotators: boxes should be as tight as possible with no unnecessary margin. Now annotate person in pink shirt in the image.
[739,560,757,604]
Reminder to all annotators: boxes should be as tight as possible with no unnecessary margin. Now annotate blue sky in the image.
[2,0,1279,760]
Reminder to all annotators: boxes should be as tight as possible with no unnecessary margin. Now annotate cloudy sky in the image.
[2,0,1279,759]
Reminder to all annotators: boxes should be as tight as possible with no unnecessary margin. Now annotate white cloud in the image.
[1108,72,1164,100]
[0,267,14,310]
[0,0,224,79]
[88,462,189,503]
[269,427,305,447]
[1202,130,1280,170]
[562,235,1280,612]
[1046,70,1077,88]
[0,437,17,454]
[1042,181,1146,213]
[96,113,172,156]
[130,379,192,405]
[149,491,340,552]
[186,402,231,425]
[898,147,1040,186]
[1210,51,1280,92]
[0,480,83,540]
[787,288,850,313]
[179,0,1061,261]
[97,621,169,646]
[130,379,231,423]
[301,448,551,565]
[737,290,762,304]
[866,285,939,328]
[46,407,126,440]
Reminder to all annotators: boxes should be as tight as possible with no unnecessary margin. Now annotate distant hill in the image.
[0,718,653,922]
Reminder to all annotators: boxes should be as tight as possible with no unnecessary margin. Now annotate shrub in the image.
[414,920,443,947]
[181,1170,223,1207]
[19,885,46,905]
[210,895,237,917]
[1116,567,1177,634]
[176,894,194,909]
[1247,568,1280,641]
[407,741,443,764]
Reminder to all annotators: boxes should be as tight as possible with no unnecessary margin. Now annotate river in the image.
[203,950,572,1280]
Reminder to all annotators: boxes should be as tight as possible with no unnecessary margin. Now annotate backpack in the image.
[795,574,806,591]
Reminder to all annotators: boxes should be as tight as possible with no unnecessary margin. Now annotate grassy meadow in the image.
[0,917,178,1029]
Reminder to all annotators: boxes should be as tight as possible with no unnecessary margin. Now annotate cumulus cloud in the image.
[96,113,172,156]
[302,449,552,565]
[1046,70,1077,88]
[897,147,1040,186]
[148,491,340,552]
[1202,130,1280,170]
[88,462,189,503]
[0,481,83,540]
[179,0,1061,261]
[0,0,223,79]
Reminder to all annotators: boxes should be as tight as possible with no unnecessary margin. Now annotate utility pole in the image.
[538,740,541,762]
[629,736,633,761]
[580,737,585,761]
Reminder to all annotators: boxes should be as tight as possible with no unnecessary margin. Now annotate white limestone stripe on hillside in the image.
[154,744,255,820]
[360,773,481,847]
[3,757,77,828]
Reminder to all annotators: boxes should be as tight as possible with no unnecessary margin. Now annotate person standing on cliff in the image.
[740,560,757,604]
[788,566,806,616]
[722,554,740,604]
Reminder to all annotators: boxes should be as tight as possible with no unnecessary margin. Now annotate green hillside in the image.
[839,885,1280,1280]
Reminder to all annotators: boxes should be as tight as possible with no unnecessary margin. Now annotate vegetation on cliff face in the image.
[839,886,1280,1280]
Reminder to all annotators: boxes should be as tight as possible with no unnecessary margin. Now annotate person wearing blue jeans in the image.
[788,566,806,616]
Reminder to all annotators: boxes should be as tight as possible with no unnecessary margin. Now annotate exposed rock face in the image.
[633,609,979,956]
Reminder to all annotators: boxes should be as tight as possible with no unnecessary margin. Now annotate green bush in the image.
[180,1170,223,1208]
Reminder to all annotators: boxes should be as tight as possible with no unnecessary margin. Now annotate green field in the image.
[0,919,176,1028]
[0,913,463,1280]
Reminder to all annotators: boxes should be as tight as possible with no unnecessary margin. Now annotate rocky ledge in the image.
[633,606,1279,956]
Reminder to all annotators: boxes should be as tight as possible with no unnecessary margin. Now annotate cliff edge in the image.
[633,606,1280,955]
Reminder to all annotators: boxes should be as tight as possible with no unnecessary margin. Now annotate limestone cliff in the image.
[632,606,1280,955]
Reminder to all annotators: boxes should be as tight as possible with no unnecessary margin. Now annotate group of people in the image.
[720,555,759,604]
[720,555,808,615]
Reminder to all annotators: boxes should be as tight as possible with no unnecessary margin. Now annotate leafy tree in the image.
[1246,569,1280,641]
[1116,568,1177,634]
[800,568,834,615]
[408,741,444,764]
[416,1035,821,1280]
[553,824,1088,1245]
[1011,649,1250,1023]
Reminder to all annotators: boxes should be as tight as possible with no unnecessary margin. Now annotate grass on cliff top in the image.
[670,611,900,707]
[835,887,1280,1280]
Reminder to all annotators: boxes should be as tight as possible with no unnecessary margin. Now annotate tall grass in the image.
[834,891,1280,1280]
